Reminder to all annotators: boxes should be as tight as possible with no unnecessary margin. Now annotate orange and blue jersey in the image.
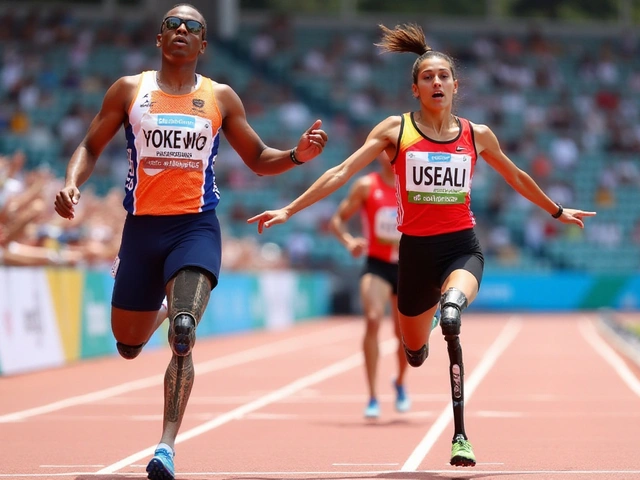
[360,172,400,264]
[393,113,478,237]
[123,71,222,216]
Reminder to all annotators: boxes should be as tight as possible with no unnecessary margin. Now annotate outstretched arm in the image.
[247,116,400,233]
[329,176,370,258]
[474,123,596,228]
[216,83,327,175]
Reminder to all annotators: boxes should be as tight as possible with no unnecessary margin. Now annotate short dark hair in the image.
[161,3,207,39]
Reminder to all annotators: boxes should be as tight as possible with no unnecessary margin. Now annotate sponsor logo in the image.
[428,153,451,163]
[157,115,196,128]
[455,146,465,152]
[110,256,120,278]
[452,364,462,399]
[142,157,203,172]
[192,98,205,108]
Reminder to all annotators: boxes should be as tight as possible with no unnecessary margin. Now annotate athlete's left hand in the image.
[247,208,290,234]
[558,208,597,228]
[293,119,328,163]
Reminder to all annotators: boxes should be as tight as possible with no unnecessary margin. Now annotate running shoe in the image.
[146,447,175,480]
[431,314,440,331]
[364,398,380,419]
[450,434,476,467]
[393,380,411,413]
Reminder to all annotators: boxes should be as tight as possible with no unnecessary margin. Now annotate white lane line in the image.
[580,318,640,397]
[401,317,523,471]
[4,469,640,477]
[40,465,105,468]
[0,322,358,423]
[97,338,400,474]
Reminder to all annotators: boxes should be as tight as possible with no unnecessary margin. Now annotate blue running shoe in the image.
[431,314,440,331]
[146,447,175,480]
[393,381,411,413]
[364,398,380,419]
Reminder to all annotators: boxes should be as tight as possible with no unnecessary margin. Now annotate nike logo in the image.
[456,146,465,152]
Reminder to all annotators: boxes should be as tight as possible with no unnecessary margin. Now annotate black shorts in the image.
[397,228,484,317]
[111,210,222,311]
[361,256,398,295]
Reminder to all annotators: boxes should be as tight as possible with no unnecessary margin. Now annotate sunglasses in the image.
[161,16,205,35]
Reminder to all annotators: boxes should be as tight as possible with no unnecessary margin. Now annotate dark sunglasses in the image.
[161,16,205,35]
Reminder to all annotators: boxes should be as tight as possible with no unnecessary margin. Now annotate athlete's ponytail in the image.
[376,23,457,84]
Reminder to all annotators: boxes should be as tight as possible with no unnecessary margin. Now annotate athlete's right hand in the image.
[54,186,81,220]
[347,237,367,258]
[247,209,290,234]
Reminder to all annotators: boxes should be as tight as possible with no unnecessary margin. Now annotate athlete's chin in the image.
[165,50,198,61]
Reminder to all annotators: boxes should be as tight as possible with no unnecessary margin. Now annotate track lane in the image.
[2,313,639,480]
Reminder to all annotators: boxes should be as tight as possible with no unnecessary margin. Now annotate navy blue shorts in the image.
[111,210,222,311]
[361,256,398,295]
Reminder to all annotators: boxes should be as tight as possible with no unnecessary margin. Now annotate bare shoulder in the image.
[112,74,141,93]
[378,114,403,130]
[211,80,234,95]
[346,173,372,201]
[468,120,492,137]
[210,81,242,118]
[370,114,403,143]
[355,172,374,190]
[105,74,142,108]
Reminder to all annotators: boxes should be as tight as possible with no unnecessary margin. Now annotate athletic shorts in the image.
[397,228,484,317]
[111,210,222,311]
[361,256,398,295]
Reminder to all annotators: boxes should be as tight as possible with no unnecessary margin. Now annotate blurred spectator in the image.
[0,10,638,274]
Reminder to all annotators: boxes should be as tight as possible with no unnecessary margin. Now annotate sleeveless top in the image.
[123,71,222,216]
[393,113,478,236]
[361,172,401,263]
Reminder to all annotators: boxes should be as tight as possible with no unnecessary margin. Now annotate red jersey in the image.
[393,113,478,236]
[360,172,401,263]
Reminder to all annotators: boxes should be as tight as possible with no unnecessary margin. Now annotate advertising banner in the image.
[0,268,64,375]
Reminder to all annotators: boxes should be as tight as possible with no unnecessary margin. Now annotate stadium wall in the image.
[0,267,332,376]
[1,267,638,376]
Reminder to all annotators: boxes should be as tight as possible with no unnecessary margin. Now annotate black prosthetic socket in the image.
[169,313,196,357]
[116,341,146,360]
[440,288,468,336]
[403,343,428,368]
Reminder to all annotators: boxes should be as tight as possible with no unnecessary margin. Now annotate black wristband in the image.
[551,203,563,219]
[290,148,304,166]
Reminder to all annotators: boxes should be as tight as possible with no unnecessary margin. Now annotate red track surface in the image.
[2,313,640,480]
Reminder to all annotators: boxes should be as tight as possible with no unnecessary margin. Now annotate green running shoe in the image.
[450,434,476,467]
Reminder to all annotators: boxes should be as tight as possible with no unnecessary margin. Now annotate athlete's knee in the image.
[169,313,197,356]
[403,342,429,368]
[116,341,145,360]
[440,288,468,336]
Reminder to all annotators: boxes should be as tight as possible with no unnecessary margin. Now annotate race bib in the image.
[373,206,401,244]
[136,113,212,176]
[406,151,471,204]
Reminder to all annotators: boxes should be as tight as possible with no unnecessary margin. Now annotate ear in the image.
[453,79,458,95]
[156,33,162,48]
[199,39,207,55]
[411,83,419,99]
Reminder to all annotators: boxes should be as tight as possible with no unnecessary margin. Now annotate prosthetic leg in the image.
[440,288,476,467]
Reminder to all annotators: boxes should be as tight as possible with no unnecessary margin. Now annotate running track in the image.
[2,313,640,480]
